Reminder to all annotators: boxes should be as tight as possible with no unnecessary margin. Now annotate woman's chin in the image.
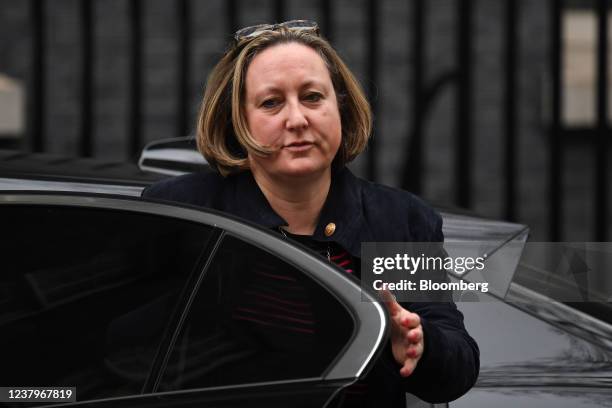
[276,162,330,180]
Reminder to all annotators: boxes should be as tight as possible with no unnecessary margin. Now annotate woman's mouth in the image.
[283,141,314,152]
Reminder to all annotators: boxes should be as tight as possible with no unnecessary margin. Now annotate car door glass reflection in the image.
[0,205,214,406]
[159,234,354,391]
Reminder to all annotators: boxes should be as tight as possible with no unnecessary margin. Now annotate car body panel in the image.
[0,177,145,196]
[453,388,612,408]
[454,287,612,407]
[2,150,611,407]
[0,150,164,185]
[0,193,387,407]
[41,379,346,408]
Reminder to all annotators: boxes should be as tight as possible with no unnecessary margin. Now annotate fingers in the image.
[384,301,426,378]
[379,291,420,329]
[380,289,400,315]
[401,332,423,356]
[399,342,424,377]
[400,359,417,377]
[394,308,420,332]
[406,340,423,357]
[407,326,422,343]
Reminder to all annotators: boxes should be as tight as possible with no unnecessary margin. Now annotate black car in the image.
[1,146,611,408]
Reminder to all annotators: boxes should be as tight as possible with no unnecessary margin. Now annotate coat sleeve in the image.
[382,212,480,403]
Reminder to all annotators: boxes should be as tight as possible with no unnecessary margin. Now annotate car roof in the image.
[0,149,167,186]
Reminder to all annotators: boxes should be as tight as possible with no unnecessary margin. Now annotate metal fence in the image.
[24,0,610,241]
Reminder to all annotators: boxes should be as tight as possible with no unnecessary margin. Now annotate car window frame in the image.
[0,192,388,405]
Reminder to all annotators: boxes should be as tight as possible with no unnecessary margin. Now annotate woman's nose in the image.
[285,100,308,131]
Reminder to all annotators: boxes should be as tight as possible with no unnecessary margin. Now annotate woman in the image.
[143,20,478,406]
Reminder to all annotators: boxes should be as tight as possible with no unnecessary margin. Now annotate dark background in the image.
[0,0,610,241]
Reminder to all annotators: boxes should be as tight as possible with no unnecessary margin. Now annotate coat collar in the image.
[227,167,366,257]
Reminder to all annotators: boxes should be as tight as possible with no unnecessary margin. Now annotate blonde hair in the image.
[197,28,372,176]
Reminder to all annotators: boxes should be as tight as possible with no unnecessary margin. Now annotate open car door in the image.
[0,193,386,408]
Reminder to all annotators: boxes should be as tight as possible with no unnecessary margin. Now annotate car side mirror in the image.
[138,136,209,176]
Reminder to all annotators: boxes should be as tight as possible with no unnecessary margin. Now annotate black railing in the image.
[129,0,143,159]
[550,0,563,241]
[22,0,610,241]
[178,0,191,140]
[366,0,379,182]
[595,0,609,242]
[455,0,474,210]
[503,0,518,223]
[30,0,45,153]
[402,0,425,196]
[80,0,94,157]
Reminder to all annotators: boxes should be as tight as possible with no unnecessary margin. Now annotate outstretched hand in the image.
[381,290,424,377]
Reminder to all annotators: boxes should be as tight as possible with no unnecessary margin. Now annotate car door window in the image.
[0,205,214,405]
[158,234,355,391]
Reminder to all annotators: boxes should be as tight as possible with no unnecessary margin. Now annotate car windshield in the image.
[512,243,612,326]
[442,212,612,326]
[440,211,528,299]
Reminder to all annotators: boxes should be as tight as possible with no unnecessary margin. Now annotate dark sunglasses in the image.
[234,20,320,42]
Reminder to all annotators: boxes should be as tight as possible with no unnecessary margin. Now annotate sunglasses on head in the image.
[234,20,320,42]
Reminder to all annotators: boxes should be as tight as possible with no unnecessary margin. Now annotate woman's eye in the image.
[261,99,279,109]
[304,93,322,102]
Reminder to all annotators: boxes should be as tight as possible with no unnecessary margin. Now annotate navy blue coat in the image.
[142,166,479,406]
